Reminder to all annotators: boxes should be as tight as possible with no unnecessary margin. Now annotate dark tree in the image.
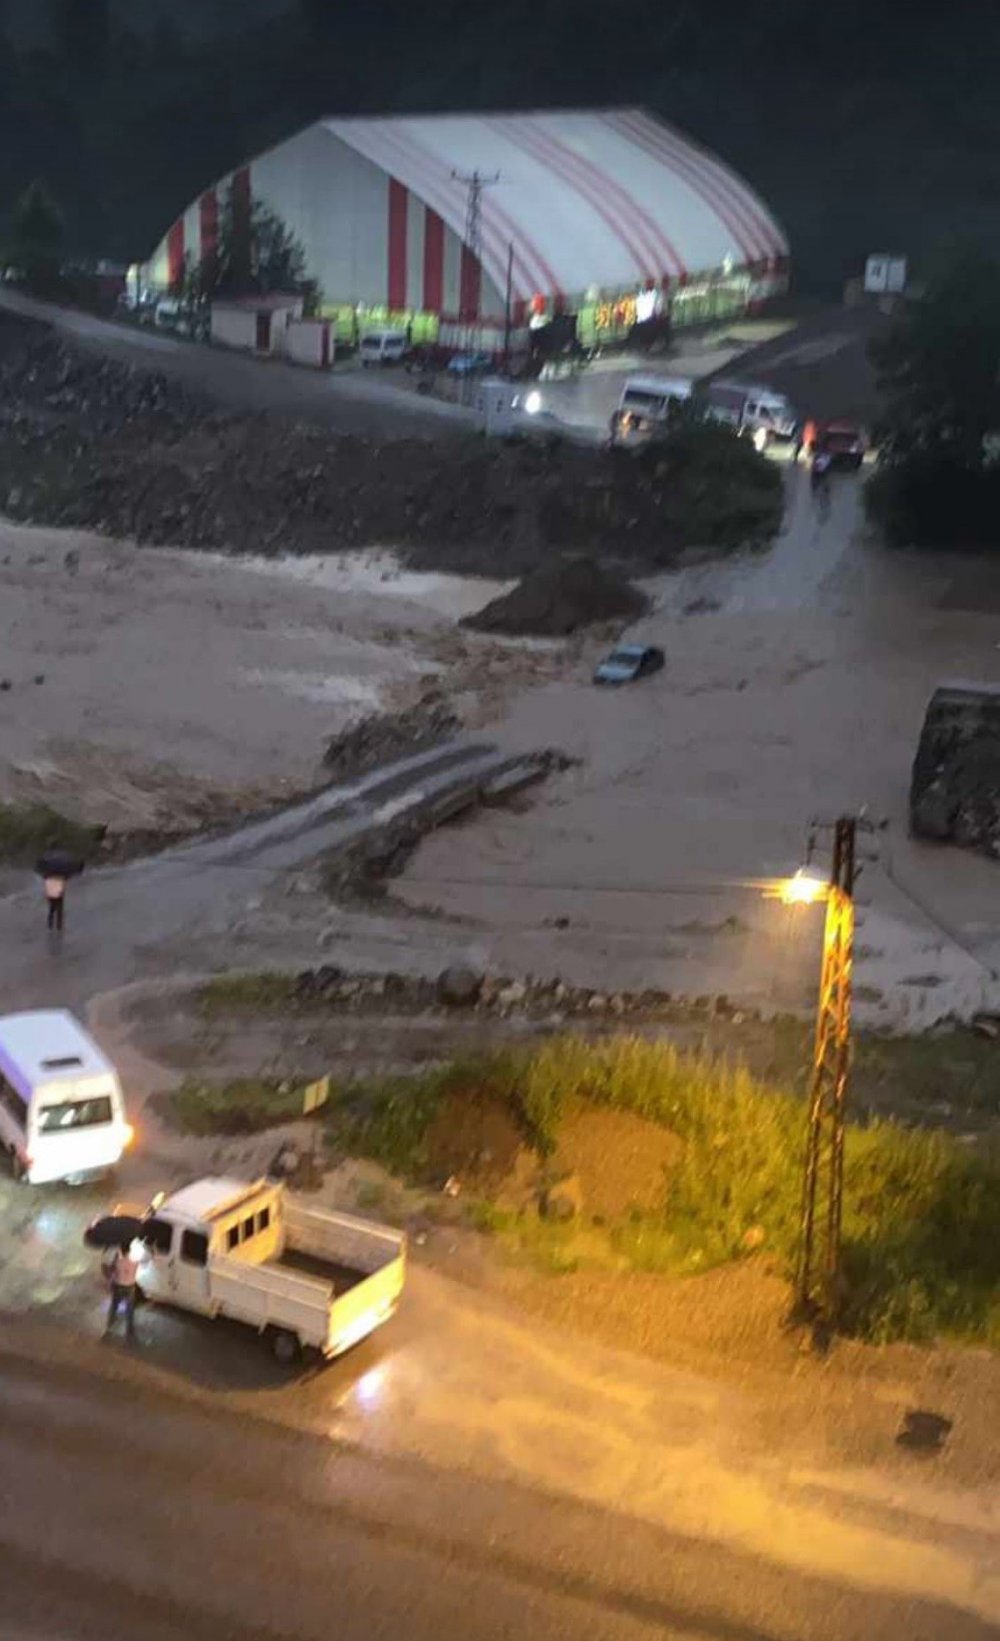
[866,251,1000,548]
[188,183,317,307]
[871,252,1000,462]
[6,177,65,289]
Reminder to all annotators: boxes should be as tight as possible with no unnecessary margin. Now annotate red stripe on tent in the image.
[608,111,760,265]
[198,190,218,269]
[459,243,481,320]
[642,110,784,259]
[495,118,651,283]
[423,208,444,311]
[354,121,554,304]
[386,123,559,299]
[166,219,185,288]
[612,111,775,264]
[387,178,408,309]
[519,118,686,280]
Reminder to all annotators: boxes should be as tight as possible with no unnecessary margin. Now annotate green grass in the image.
[0,802,104,867]
[164,1026,1000,1346]
[328,1051,525,1178]
[197,973,301,1016]
[169,1076,310,1136]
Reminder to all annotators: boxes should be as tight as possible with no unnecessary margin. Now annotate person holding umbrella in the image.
[35,846,85,937]
[104,1240,140,1341]
[85,1211,153,1343]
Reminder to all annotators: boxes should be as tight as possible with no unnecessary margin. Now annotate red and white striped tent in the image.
[145,108,788,323]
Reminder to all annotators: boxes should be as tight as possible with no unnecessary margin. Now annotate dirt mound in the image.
[463,558,648,637]
[0,313,779,576]
[552,1107,680,1220]
[424,1091,526,1193]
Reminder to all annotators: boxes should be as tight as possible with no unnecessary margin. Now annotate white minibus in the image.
[359,329,408,366]
[0,1011,132,1185]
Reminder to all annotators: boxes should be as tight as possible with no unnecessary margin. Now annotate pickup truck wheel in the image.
[269,1328,301,1365]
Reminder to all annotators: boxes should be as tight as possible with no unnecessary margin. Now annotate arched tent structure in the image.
[141,108,788,346]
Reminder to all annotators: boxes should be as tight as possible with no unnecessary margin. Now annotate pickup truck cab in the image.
[132,1177,406,1362]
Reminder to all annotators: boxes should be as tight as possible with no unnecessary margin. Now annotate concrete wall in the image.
[283,318,333,367]
[210,305,258,350]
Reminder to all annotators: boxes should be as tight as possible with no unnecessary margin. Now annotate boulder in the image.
[541,1174,584,1222]
[436,965,483,1006]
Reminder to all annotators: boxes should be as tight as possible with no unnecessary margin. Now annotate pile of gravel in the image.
[463,557,649,636]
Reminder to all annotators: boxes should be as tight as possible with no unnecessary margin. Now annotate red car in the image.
[814,420,866,471]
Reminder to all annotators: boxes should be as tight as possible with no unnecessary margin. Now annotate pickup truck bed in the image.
[278,1247,367,1294]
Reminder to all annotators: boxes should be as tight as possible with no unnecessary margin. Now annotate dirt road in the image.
[0,285,475,439]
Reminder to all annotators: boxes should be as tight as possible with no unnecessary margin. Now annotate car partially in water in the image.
[593,643,665,685]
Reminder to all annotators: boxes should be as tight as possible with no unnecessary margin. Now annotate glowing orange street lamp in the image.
[771,820,857,1335]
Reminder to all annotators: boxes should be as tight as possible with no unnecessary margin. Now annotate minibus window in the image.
[37,1096,113,1132]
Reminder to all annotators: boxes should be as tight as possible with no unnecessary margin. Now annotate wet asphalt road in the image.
[1,1342,994,1641]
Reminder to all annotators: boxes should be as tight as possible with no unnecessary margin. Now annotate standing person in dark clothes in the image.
[104,1242,139,1340]
[43,872,66,933]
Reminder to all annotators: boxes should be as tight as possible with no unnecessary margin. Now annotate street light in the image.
[777,869,828,907]
[770,819,858,1338]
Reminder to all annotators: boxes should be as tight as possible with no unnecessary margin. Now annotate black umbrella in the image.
[83,1214,150,1250]
[36,848,85,880]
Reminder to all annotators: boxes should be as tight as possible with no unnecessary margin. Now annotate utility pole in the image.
[452,167,499,336]
[502,240,514,376]
[796,815,856,1334]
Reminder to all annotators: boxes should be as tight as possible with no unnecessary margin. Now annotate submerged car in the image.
[593,643,665,685]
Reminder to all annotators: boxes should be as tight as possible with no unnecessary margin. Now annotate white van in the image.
[359,329,408,367]
[0,1011,132,1185]
[700,380,798,450]
[612,374,694,441]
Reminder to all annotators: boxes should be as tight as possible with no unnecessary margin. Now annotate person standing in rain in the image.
[104,1241,139,1341]
[43,871,66,933]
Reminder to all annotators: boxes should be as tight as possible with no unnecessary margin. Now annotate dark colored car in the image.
[815,420,866,471]
[593,643,665,685]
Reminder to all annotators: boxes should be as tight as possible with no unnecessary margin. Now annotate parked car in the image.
[593,643,665,685]
[447,351,493,377]
[359,329,408,367]
[814,420,866,470]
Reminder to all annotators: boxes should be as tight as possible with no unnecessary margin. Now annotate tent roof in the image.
[321,107,787,302]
